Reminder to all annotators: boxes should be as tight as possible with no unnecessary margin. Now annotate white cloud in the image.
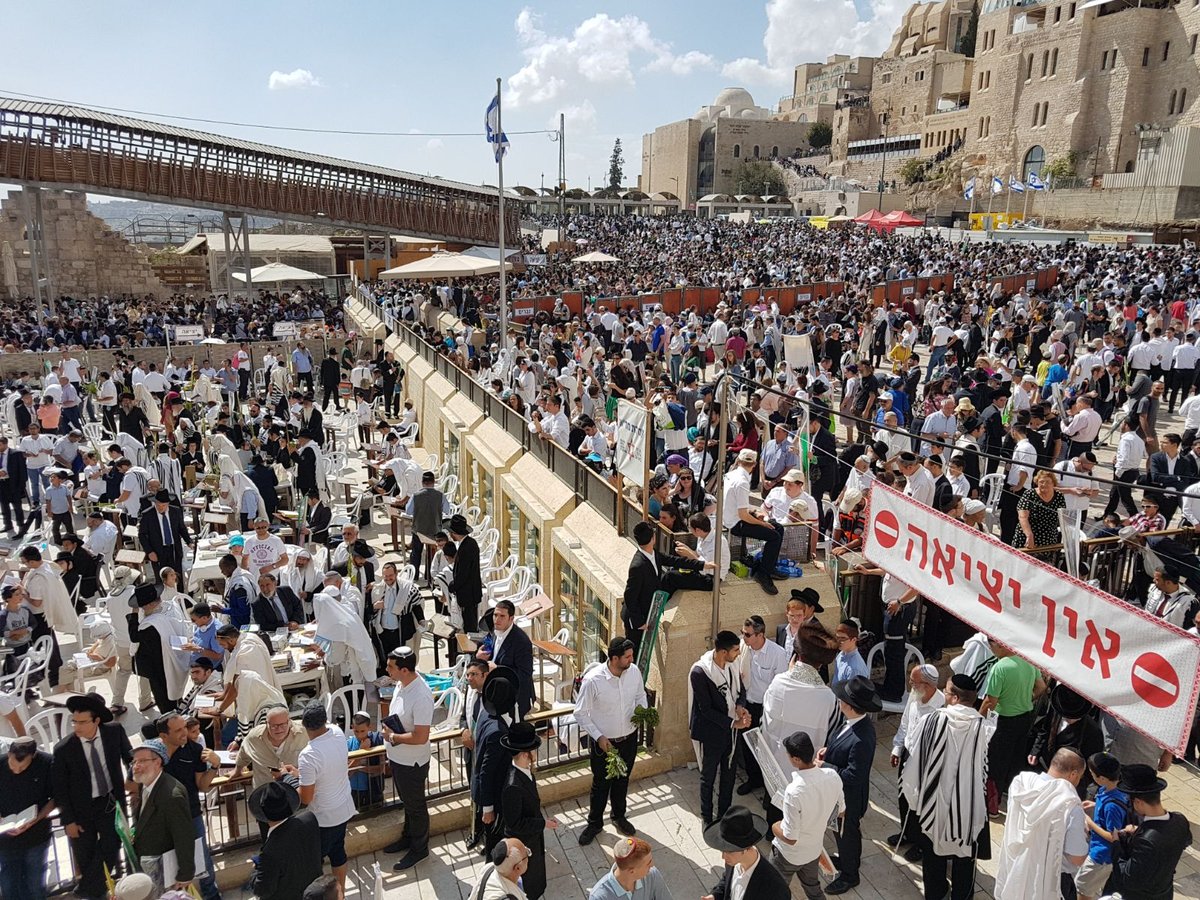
[425,138,445,151]
[267,68,323,91]
[557,100,597,131]
[507,8,715,108]
[722,0,906,86]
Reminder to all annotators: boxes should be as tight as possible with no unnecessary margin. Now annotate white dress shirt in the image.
[573,663,647,741]
[742,638,789,705]
[893,689,946,756]
[730,850,761,900]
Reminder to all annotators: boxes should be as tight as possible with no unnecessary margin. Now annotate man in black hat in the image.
[1027,684,1105,793]
[1109,764,1193,900]
[51,692,133,900]
[775,588,823,650]
[298,392,325,446]
[138,488,189,585]
[450,513,483,633]
[819,675,881,894]
[249,778,323,900]
[702,805,791,900]
[500,722,558,900]
[472,666,516,857]
[128,583,184,714]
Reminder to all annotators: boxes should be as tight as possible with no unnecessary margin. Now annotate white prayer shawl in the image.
[134,382,161,426]
[108,587,137,647]
[313,588,375,685]
[995,772,1082,900]
[152,454,183,500]
[23,563,79,634]
[188,375,222,405]
[208,434,237,468]
[949,632,997,692]
[218,455,266,523]
[687,650,741,768]
[901,703,995,858]
[761,663,837,775]
[116,433,150,469]
[138,608,192,698]
[284,563,324,616]
[234,669,285,726]
[228,631,281,694]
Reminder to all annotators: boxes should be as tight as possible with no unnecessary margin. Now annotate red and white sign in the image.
[863,484,1200,755]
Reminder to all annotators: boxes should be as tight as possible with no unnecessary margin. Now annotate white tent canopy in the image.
[461,246,522,262]
[231,262,326,284]
[572,250,620,264]
[378,251,512,280]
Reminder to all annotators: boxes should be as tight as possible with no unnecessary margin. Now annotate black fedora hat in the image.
[1117,763,1167,796]
[703,805,767,851]
[248,778,301,823]
[449,513,472,535]
[500,721,542,753]
[483,665,518,715]
[66,691,114,724]
[790,587,824,613]
[832,675,883,714]
[133,583,160,608]
[1050,683,1093,720]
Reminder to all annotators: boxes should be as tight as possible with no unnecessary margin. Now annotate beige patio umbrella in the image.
[230,262,327,286]
[572,250,621,264]
[378,251,511,280]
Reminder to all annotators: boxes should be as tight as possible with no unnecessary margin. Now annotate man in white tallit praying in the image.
[995,748,1089,900]
[760,622,840,782]
[312,585,376,686]
[901,673,995,900]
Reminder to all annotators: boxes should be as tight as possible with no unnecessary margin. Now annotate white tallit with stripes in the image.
[901,702,995,858]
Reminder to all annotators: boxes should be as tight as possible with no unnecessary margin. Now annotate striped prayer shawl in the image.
[904,705,992,858]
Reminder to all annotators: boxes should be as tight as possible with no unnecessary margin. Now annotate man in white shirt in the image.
[537,395,570,446]
[115,458,149,525]
[18,423,55,506]
[1053,452,1099,523]
[242,518,288,581]
[722,449,783,595]
[1061,396,1102,457]
[732,615,789,799]
[1104,419,1146,519]
[296,702,357,895]
[897,451,936,507]
[1168,332,1199,412]
[920,397,958,458]
[770,731,845,897]
[84,511,120,565]
[1000,424,1037,544]
[672,513,730,587]
[887,664,945,856]
[574,637,647,846]
[382,646,434,869]
[141,364,169,396]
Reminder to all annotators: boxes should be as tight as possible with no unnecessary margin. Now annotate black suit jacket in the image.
[252,587,305,630]
[132,771,197,881]
[13,403,34,436]
[452,535,483,613]
[810,425,839,495]
[252,809,324,900]
[710,853,791,900]
[51,723,132,828]
[689,664,740,748]
[319,357,341,387]
[0,449,27,501]
[306,501,332,545]
[471,714,511,810]
[622,549,700,629]
[138,504,190,562]
[823,715,877,819]
[980,404,1007,454]
[492,625,535,718]
[1149,452,1197,496]
[500,766,544,843]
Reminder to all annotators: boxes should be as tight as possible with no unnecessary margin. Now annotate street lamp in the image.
[878,105,892,212]
[668,176,680,213]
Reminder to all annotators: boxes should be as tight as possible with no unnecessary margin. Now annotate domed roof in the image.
[714,87,756,114]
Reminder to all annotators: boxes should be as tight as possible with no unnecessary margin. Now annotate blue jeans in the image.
[925,345,947,380]
[193,815,222,900]
[27,466,45,505]
[0,838,49,900]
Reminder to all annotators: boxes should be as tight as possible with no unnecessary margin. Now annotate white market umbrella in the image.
[378,251,511,280]
[573,250,620,264]
[231,262,326,285]
[199,337,227,345]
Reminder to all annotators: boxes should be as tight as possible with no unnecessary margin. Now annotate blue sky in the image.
[0,0,907,197]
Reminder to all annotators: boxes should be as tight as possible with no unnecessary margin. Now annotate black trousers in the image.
[919,833,977,900]
[376,627,400,674]
[321,383,339,411]
[0,491,24,532]
[383,379,398,416]
[297,371,314,393]
[1168,368,1194,411]
[390,761,430,854]
[999,486,1021,546]
[69,797,124,899]
[698,736,735,825]
[238,368,250,400]
[1104,469,1140,518]
[988,711,1034,796]
[896,749,921,844]
[836,810,864,881]
[510,832,546,900]
[738,701,765,789]
[587,733,638,828]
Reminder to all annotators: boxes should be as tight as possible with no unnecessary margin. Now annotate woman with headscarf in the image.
[312,585,376,687]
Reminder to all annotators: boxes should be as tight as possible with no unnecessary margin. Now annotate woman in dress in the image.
[1014,470,1066,558]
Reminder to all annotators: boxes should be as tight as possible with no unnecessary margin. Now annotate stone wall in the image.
[0,189,170,298]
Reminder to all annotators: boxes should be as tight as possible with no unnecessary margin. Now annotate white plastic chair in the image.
[430,686,464,735]
[25,707,73,749]
[979,473,1005,532]
[325,683,368,727]
[864,641,926,714]
[0,656,33,702]
[22,635,55,690]
[487,566,532,604]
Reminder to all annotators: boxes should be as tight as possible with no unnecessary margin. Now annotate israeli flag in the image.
[1027,171,1046,191]
[485,92,509,163]
[963,178,975,200]
[991,175,1004,195]
[1009,175,1026,193]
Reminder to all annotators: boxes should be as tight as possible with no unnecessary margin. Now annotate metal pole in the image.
[878,115,887,212]
[497,76,509,352]
[20,190,44,323]
[32,188,56,317]
[222,212,234,297]
[710,375,730,639]
[559,112,566,219]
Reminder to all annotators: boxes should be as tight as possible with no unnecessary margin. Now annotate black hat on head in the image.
[1050,683,1093,720]
[703,805,767,851]
[832,675,884,714]
[449,513,472,535]
[154,489,171,504]
[790,587,824,613]
[949,673,977,694]
[483,666,517,715]
[133,583,160,608]
[500,721,542,753]
[249,779,301,823]
[1117,763,1168,795]
[66,691,114,724]
[350,539,373,559]
[796,622,838,667]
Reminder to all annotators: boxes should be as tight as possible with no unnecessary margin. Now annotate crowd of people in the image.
[0,213,1198,900]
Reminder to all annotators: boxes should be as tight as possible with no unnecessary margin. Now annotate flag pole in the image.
[1023,182,1031,221]
[495,77,509,354]
[987,174,995,215]
[1005,173,1012,219]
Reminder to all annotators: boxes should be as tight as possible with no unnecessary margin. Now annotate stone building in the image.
[776,56,877,125]
[638,88,811,205]
[0,189,167,298]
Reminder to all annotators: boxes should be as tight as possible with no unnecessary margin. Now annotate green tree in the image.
[806,121,832,150]
[608,139,625,190]
[898,157,927,186]
[734,160,787,196]
[1043,152,1079,180]
[956,2,979,56]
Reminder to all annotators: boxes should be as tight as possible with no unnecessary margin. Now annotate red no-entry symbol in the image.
[874,509,900,550]
[1131,652,1180,708]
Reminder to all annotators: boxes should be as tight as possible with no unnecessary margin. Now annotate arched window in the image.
[1170,90,1178,114]
[1181,88,1189,112]
[771,146,779,158]
[733,144,741,159]
[753,145,760,158]
[1022,145,1046,182]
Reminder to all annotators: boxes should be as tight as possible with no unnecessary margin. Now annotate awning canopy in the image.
[881,210,923,226]
[230,262,326,284]
[378,251,511,280]
[572,250,621,264]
